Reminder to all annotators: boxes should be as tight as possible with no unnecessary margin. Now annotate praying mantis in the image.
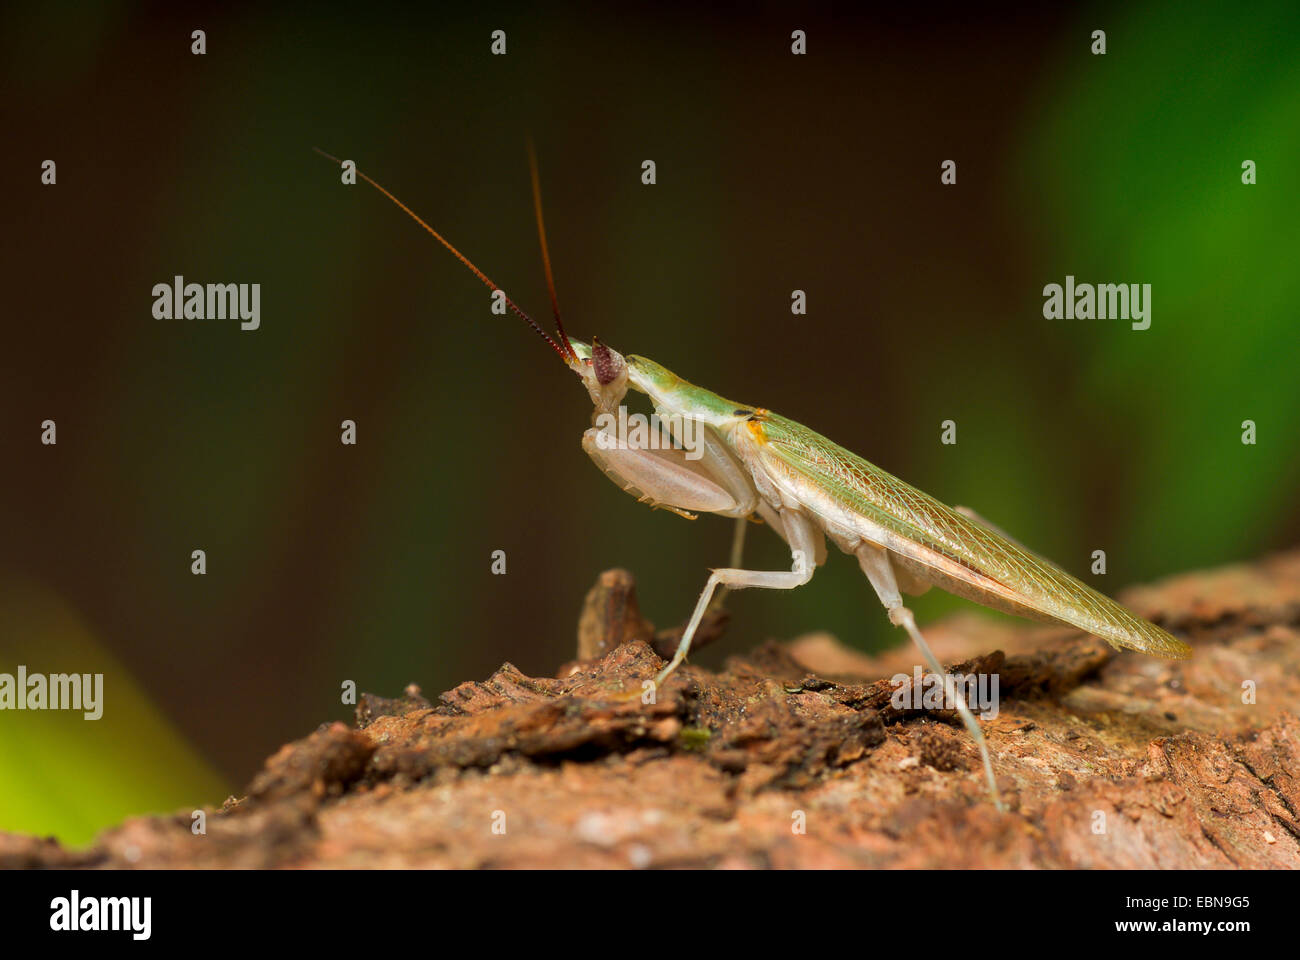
[315,147,1191,810]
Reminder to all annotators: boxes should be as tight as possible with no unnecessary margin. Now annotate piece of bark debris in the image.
[246,722,375,805]
[356,685,433,729]
[570,566,730,665]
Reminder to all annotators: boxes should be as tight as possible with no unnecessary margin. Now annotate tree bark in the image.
[4,552,1299,869]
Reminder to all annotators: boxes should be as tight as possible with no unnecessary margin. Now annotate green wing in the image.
[756,413,1189,659]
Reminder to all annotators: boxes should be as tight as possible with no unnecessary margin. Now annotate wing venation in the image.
[753,413,1189,659]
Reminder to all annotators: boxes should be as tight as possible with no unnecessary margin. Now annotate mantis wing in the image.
[751,413,1190,659]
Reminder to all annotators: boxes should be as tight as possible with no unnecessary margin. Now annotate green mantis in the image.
[317,147,1192,811]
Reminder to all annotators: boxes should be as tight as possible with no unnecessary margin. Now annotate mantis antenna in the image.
[526,139,577,363]
[312,147,572,362]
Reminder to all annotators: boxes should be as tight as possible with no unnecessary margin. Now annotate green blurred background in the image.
[2,2,1297,845]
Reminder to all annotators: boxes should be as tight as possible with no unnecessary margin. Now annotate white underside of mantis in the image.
[584,408,1007,811]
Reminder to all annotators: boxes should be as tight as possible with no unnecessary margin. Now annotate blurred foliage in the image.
[1021,1,1300,575]
[0,584,228,846]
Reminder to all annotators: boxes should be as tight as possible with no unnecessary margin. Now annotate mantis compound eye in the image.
[592,338,625,386]
[584,338,630,419]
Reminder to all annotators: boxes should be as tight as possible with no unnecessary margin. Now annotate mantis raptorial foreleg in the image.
[855,543,1005,811]
[655,509,821,688]
[584,418,760,616]
[581,428,742,518]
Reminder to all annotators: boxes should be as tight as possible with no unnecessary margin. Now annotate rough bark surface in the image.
[4,552,1299,869]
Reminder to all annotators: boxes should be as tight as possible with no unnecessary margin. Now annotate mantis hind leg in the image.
[856,544,1005,812]
[728,515,748,568]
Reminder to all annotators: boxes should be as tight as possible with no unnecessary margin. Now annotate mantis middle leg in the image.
[654,508,821,689]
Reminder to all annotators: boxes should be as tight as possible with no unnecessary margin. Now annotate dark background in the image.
[3,1,1297,842]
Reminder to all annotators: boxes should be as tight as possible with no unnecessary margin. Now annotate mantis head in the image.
[566,338,629,417]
